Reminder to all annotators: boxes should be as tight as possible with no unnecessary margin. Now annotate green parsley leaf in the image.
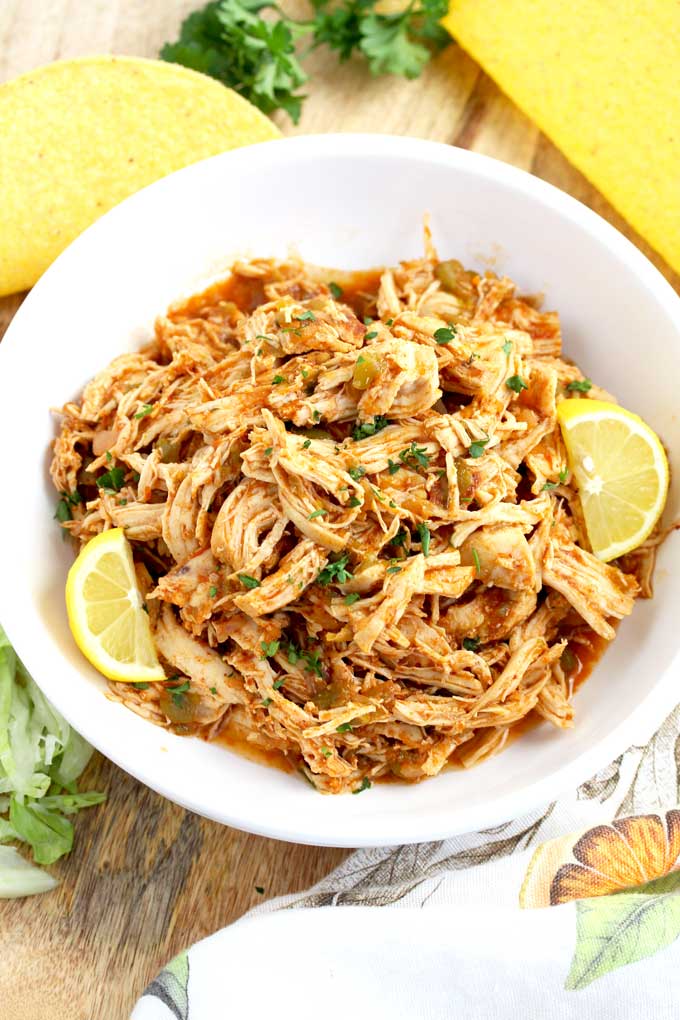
[385,318,394,326]
[363,316,373,325]
[344,592,361,605]
[262,697,272,708]
[264,446,273,456]
[238,574,261,589]
[208,585,218,598]
[329,281,343,299]
[471,547,482,576]
[348,465,366,480]
[468,437,490,459]
[261,640,280,658]
[209,686,217,695]
[302,438,312,449]
[365,330,378,340]
[386,565,401,574]
[302,648,324,677]
[320,746,332,758]
[54,499,72,524]
[272,374,285,385]
[133,682,150,690]
[559,467,569,483]
[502,338,513,355]
[398,442,430,470]
[433,325,457,345]
[106,451,112,462]
[167,679,190,706]
[392,528,407,547]
[312,410,321,422]
[506,374,529,394]
[352,415,389,441]
[352,776,372,794]
[542,481,559,491]
[134,403,154,419]
[336,722,352,733]
[348,496,362,508]
[317,553,353,585]
[273,677,285,690]
[462,637,480,652]
[308,508,328,519]
[417,522,431,556]
[295,310,316,322]
[566,378,593,393]
[387,459,400,475]
[97,466,125,492]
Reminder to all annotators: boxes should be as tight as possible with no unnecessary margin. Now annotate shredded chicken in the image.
[51,241,655,794]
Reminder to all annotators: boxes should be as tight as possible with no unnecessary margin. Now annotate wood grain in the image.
[0,3,678,1019]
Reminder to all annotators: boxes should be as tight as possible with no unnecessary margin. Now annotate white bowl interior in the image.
[0,135,678,846]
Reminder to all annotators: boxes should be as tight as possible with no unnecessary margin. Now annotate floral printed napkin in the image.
[133,703,680,1019]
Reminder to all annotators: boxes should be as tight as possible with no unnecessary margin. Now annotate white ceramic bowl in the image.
[1,135,678,848]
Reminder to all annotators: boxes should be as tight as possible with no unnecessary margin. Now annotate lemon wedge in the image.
[557,399,669,562]
[65,528,165,683]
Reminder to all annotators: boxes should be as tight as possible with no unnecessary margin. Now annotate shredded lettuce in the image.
[0,624,105,895]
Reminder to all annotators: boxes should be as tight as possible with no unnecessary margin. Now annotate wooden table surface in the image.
[1,4,678,1019]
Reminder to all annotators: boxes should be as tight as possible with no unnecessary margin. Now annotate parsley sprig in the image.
[162,0,450,124]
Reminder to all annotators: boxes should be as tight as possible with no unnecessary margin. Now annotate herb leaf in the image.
[352,415,389,441]
[329,281,343,299]
[317,553,353,586]
[462,637,480,652]
[398,442,430,470]
[97,466,125,492]
[417,522,431,556]
[506,374,528,394]
[238,574,261,589]
[468,437,490,459]
[433,325,457,345]
[566,378,593,393]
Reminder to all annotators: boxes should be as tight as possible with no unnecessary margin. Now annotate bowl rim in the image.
[1,132,679,848]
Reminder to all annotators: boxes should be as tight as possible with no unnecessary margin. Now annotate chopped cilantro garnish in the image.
[385,318,394,326]
[262,697,272,707]
[542,481,559,491]
[363,316,373,326]
[433,325,457,345]
[392,529,407,547]
[308,508,328,519]
[348,497,362,508]
[352,777,372,794]
[462,637,480,652]
[255,334,274,342]
[336,722,352,733]
[317,553,353,585]
[295,310,316,322]
[471,547,482,576]
[167,679,190,706]
[566,378,593,393]
[329,282,343,299]
[348,465,366,480]
[134,403,154,419]
[302,439,312,448]
[302,648,323,677]
[54,498,73,524]
[468,437,490,459]
[398,442,430,470]
[387,459,400,475]
[264,446,273,456]
[106,451,112,462]
[506,374,528,394]
[238,574,261,589]
[417,522,431,556]
[133,682,150,690]
[502,338,513,355]
[352,415,389,441]
[209,686,217,695]
[97,466,125,492]
[344,592,361,605]
[312,410,321,422]
[273,677,285,690]
[320,746,332,758]
[208,585,218,598]
[365,330,378,340]
[272,374,285,385]
[261,640,280,658]
[559,467,569,483]
[386,565,401,574]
